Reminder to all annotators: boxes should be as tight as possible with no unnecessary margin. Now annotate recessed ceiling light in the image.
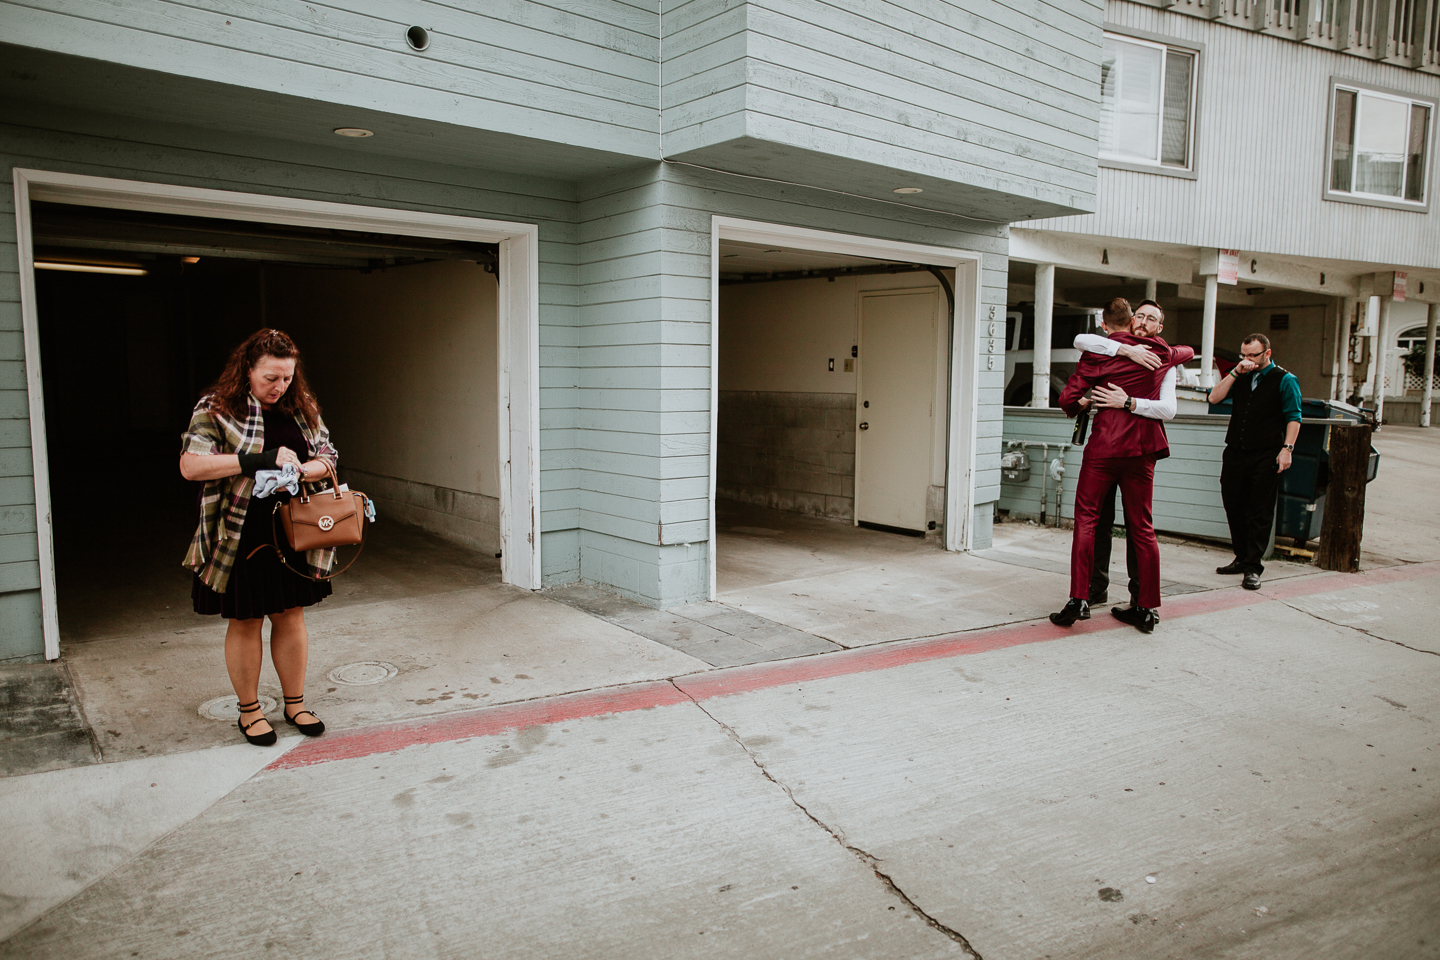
[181,256,200,264]
[334,127,374,138]
[893,187,923,195]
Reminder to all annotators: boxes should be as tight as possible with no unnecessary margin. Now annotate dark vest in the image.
[1225,364,1290,454]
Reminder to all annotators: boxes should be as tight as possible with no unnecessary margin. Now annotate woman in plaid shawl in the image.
[180,329,338,746]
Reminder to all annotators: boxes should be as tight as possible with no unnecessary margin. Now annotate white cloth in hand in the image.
[253,464,301,498]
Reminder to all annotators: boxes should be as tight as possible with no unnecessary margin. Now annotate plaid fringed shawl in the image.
[181,394,339,594]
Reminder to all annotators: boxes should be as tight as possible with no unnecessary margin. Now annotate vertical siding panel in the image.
[1027,0,1439,268]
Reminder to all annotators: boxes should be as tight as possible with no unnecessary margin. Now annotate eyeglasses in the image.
[1241,351,1266,360]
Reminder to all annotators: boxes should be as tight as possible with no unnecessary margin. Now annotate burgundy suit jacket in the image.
[1058,334,1196,461]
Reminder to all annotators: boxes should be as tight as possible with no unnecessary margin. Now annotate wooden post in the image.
[1316,422,1371,572]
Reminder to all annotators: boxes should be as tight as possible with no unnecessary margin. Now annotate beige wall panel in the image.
[265,260,499,499]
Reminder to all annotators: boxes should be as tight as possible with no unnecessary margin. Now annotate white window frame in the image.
[1098,26,1202,180]
[1324,78,1435,214]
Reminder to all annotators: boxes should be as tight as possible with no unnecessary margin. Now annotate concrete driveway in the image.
[1,427,1436,959]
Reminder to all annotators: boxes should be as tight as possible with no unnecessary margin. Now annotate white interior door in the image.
[856,290,937,531]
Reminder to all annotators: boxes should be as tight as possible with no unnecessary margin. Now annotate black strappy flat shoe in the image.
[283,695,325,737]
[237,699,277,746]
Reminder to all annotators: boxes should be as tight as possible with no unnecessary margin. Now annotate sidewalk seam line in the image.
[669,679,984,959]
[1273,599,1440,658]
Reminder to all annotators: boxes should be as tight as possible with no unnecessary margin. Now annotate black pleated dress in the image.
[191,407,333,620]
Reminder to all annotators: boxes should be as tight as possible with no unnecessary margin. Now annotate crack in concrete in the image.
[1276,599,1440,657]
[671,680,983,958]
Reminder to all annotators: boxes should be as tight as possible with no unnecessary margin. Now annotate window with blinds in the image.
[1328,82,1433,210]
[1099,33,1196,172]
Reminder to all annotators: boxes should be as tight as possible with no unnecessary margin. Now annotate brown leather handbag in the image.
[248,464,371,580]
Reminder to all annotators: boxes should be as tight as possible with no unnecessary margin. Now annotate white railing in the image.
[1164,0,1440,69]
[1404,369,1440,391]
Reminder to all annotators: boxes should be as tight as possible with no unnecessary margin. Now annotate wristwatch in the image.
[1125,397,1136,412]
[1283,443,1295,451]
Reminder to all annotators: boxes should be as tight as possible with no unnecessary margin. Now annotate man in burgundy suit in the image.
[1049,311,1195,633]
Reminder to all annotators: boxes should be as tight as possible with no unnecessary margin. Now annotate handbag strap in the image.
[244,497,368,582]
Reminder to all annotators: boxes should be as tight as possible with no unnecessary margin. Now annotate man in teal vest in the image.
[1207,334,1303,590]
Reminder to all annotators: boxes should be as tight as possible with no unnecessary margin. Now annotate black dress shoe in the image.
[1112,605,1158,634]
[1049,599,1090,627]
[1242,572,1262,590]
[1216,561,1244,575]
[1088,593,1108,606]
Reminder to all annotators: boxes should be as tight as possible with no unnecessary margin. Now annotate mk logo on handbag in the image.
[318,516,335,531]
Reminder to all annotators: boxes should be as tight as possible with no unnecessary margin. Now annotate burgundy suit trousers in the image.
[1070,455,1162,609]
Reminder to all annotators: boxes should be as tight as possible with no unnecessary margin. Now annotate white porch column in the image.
[1144,278,1158,302]
[1032,263,1055,408]
[1374,296,1394,423]
[1335,296,1357,401]
[1361,296,1381,404]
[1423,301,1438,428]
[1200,274,1218,388]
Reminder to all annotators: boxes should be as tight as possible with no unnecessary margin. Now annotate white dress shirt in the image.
[1073,333,1179,420]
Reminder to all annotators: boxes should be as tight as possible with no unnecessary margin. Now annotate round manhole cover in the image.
[199,694,277,722]
[328,661,398,686]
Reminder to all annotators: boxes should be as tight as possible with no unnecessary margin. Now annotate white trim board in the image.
[12,168,542,660]
[708,216,984,599]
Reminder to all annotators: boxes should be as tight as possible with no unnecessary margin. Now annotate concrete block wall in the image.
[717,391,856,520]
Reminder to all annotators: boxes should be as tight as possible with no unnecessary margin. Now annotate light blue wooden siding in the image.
[1026,0,1440,269]
[571,162,1010,606]
[998,409,1230,540]
[0,109,584,659]
[661,0,750,148]
[975,257,1011,511]
[0,0,661,164]
[662,0,1105,221]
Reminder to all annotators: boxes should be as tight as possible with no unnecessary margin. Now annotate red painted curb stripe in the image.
[268,680,690,770]
[268,561,1440,771]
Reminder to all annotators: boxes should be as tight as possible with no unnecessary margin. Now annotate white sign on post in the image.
[1393,271,1407,302]
[1217,250,1240,285]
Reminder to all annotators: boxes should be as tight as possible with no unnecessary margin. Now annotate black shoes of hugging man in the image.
[1049,597,1158,634]
[1216,560,1245,575]
[1111,605,1159,634]
[1049,599,1090,626]
[1242,572,1262,590]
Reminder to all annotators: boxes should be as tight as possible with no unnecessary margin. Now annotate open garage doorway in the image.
[708,219,983,602]
[15,170,540,659]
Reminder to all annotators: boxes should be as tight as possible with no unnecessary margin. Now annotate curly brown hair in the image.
[201,328,321,429]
